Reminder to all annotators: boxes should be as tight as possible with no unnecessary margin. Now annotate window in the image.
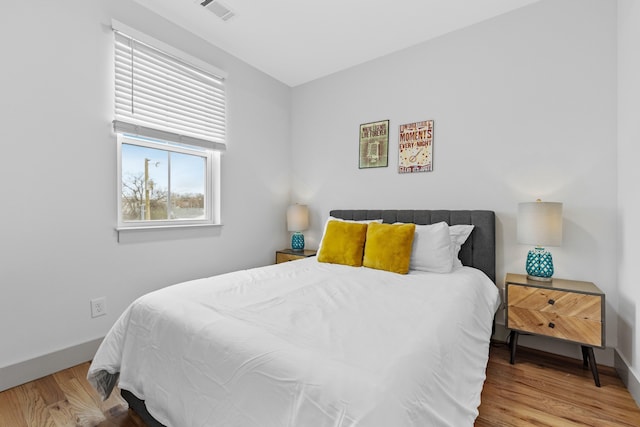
[118,134,217,227]
[112,21,226,229]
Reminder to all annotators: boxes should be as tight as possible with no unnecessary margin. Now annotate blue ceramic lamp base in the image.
[526,247,554,282]
[291,232,305,251]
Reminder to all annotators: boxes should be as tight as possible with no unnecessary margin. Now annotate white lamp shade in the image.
[517,201,563,247]
[287,204,309,232]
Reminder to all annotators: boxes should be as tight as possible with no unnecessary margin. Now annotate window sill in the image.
[115,223,223,243]
[116,223,222,232]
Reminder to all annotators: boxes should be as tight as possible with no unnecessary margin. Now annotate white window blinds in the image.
[113,28,226,151]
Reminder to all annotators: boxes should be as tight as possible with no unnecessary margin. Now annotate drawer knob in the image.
[548,299,555,305]
[548,322,555,329]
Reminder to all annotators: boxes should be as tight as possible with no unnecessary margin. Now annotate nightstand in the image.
[505,273,605,386]
[275,249,317,264]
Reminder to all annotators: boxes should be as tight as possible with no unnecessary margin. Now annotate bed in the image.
[88,209,499,427]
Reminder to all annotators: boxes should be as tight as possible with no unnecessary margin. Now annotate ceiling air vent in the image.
[198,0,235,21]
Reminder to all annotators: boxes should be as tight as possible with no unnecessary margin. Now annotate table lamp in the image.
[287,204,309,251]
[517,200,563,281]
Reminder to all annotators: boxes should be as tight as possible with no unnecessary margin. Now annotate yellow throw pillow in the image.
[317,220,368,267]
[363,222,416,274]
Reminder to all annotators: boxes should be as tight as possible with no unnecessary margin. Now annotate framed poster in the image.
[359,120,389,168]
[398,120,434,173]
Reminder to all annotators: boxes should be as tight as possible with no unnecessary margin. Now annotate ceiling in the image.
[133,0,540,87]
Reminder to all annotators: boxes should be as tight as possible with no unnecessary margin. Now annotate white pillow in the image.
[317,216,383,256]
[449,224,475,267]
[409,222,453,273]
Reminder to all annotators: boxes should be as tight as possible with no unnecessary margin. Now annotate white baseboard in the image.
[614,349,640,407]
[0,338,103,392]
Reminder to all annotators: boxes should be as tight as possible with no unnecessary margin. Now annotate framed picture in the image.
[359,120,389,168]
[398,120,434,173]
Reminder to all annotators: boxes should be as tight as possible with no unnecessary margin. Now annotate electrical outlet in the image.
[91,297,107,318]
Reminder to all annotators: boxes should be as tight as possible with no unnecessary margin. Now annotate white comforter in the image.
[88,258,500,427]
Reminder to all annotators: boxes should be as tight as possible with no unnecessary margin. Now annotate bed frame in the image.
[120,209,496,425]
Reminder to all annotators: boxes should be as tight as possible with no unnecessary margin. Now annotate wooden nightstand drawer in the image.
[507,285,603,346]
[507,285,602,321]
[507,301,602,346]
[275,249,317,264]
[505,275,605,348]
[276,253,304,263]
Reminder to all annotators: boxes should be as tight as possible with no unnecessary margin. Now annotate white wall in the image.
[291,0,618,361]
[617,0,640,400]
[0,0,291,372]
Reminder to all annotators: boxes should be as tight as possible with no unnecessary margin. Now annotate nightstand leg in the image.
[582,345,601,387]
[509,331,519,364]
[581,346,589,368]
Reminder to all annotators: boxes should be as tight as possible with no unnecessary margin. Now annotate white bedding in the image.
[88,258,500,427]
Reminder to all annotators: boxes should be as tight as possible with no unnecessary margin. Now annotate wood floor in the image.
[1,343,639,426]
[477,343,640,427]
[0,363,144,427]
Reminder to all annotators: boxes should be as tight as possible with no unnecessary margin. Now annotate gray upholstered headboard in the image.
[329,210,496,283]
